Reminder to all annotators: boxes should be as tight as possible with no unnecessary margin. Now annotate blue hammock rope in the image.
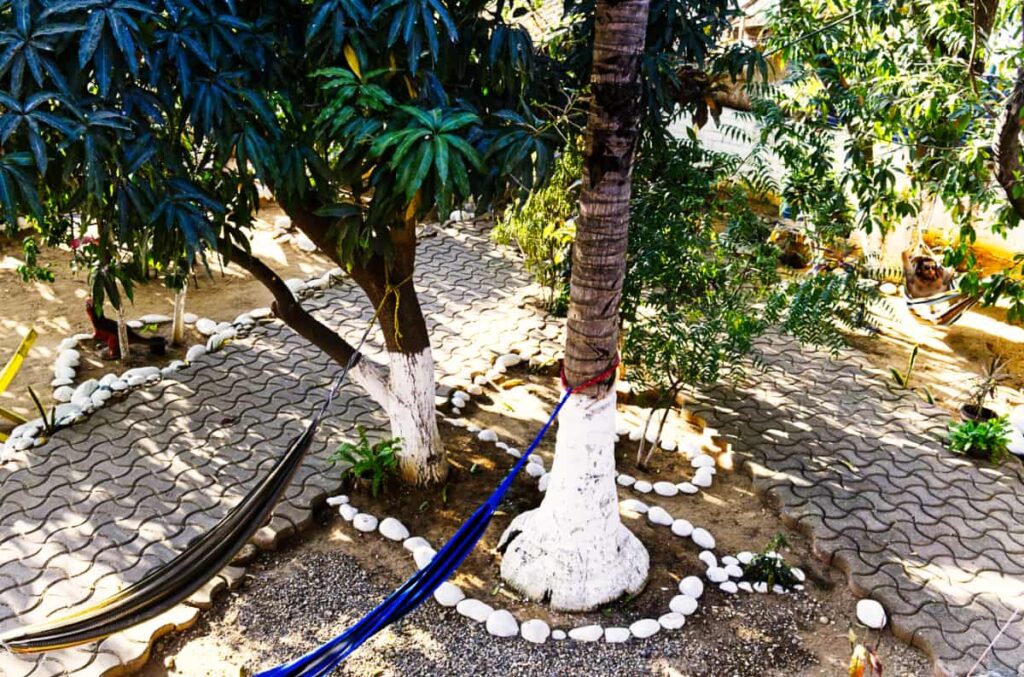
[258,358,620,677]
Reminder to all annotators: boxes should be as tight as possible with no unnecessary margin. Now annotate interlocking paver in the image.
[691,333,1024,675]
[0,222,565,675]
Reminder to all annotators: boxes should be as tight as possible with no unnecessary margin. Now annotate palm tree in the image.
[498,0,651,610]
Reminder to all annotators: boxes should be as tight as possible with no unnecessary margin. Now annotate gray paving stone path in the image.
[0,222,561,676]
[691,336,1024,676]
[2,220,1020,676]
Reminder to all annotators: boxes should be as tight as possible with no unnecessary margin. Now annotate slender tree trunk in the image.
[498,0,651,611]
[995,25,1024,220]
[115,307,130,363]
[171,284,187,347]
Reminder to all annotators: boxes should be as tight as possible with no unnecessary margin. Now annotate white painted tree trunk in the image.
[349,347,447,486]
[498,389,649,611]
[115,307,130,363]
[171,285,187,346]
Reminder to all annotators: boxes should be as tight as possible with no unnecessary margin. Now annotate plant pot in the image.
[960,404,998,423]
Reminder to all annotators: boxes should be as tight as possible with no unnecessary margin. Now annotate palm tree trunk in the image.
[498,0,651,611]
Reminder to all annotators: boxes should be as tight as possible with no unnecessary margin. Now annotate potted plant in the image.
[960,357,1007,422]
[947,416,1011,463]
[329,426,401,497]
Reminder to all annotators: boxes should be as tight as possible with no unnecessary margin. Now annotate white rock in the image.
[725,564,744,579]
[50,377,74,388]
[707,567,729,583]
[520,619,550,644]
[552,630,567,640]
[692,467,714,487]
[284,278,306,294]
[53,386,74,403]
[90,391,110,408]
[619,499,648,515]
[671,519,694,538]
[195,318,218,336]
[604,627,630,643]
[413,547,436,569]
[339,504,358,521]
[628,428,643,442]
[478,429,498,442]
[378,517,409,541]
[737,551,755,565]
[234,313,255,326]
[126,374,148,388]
[486,609,519,637]
[100,373,118,386]
[679,576,704,599]
[692,528,716,550]
[644,427,659,444]
[54,365,76,381]
[57,338,78,352]
[466,383,483,396]
[293,233,318,252]
[720,581,739,594]
[139,314,172,324]
[465,424,481,433]
[71,394,94,411]
[738,582,753,593]
[433,582,465,607]
[249,307,272,319]
[1009,429,1024,457]
[497,353,521,368]
[183,313,199,324]
[185,345,207,363]
[669,594,698,616]
[56,349,80,368]
[72,332,94,343]
[653,481,678,497]
[791,567,806,582]
[526,463,545,478]
[677,482,699,494]
[629,619,660,639]
[753,582,768,594]
[660,439,677,452]
[402,536,431,552]
[538,474,551,492]
[633,480,653,494]
[456,599,493,623]
[109,379,128,392]
[273,215,291,230]
[658,612,686,630]
[326,495,349,506]
[124,366,161,381]
[568,625,603,642]
[647,506,673,526]
[698,551,717,568]
[73,379,100,400]
[126,320,143,330]
[353,513,378,532]
[773,584,787,594]
[722,555,739,566]
[616,424,630,437]
[616,474,636,487]
[54,403,83,424]
[691,454,715,468]
[506,447,522,458]
[856,599,887,629]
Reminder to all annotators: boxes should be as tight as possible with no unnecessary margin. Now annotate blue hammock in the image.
[256,386,574,677]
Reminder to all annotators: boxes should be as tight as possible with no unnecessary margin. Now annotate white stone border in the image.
[326,352,806,645]
[0,269,345,463]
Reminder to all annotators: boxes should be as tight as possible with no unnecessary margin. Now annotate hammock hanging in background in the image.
[0,303,384,654]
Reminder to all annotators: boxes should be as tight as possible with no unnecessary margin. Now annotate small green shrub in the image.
[948,417,1011,463]
[329,425,401,497]
[743,533,800,591]
[492,144,582,313]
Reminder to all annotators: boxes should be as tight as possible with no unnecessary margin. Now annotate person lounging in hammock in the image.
[902,249,956,299]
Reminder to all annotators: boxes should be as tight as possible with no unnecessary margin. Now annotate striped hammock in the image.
[904,277,979,327]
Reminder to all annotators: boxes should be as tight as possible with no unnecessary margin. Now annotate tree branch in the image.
[994,66,1024,220]
[223,242,360,366]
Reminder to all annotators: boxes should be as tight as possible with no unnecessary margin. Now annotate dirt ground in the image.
[141,367,931,676]
[0,204,334,430]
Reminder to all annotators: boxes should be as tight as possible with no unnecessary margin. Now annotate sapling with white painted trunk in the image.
[498,0,652,611]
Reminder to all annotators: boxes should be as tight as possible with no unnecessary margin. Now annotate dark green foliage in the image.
[742,533,800,590]
[780,263,880,355]
[948,417,1011,464]
[330,425,401,497]
[623,139,784,392]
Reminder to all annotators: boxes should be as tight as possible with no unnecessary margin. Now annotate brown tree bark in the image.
[994,65,1024,220]
[563,0,650,395]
